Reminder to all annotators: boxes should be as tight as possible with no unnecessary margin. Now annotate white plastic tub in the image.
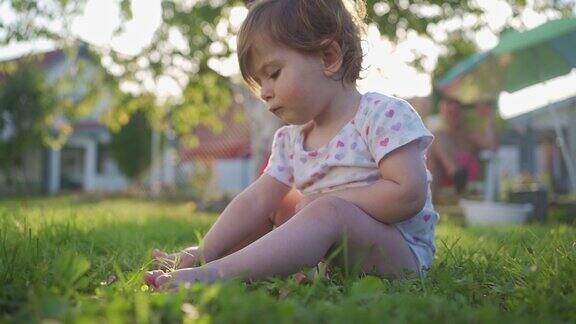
[459,199,533,225]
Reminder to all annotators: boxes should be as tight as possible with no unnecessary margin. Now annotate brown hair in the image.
[238,0,366,90]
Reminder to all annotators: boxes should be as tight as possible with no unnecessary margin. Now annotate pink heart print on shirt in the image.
[308,151,318,158]
[311,172,327,180]
[391,122,402,131]
[289,153,294,160]
[337,141,345,148]
[335,153,345,160]
[423,214,431,222]
[379,137,389,147]
[385,109,395,118]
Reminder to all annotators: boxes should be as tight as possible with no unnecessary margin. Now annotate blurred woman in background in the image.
[427,96,498,203]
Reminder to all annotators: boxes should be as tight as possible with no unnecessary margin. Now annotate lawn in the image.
[1,196,575,323]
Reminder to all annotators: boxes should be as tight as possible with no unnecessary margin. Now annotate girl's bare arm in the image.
[200,174,292,261]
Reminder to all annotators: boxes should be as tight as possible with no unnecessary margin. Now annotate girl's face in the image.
[249,38,333,125]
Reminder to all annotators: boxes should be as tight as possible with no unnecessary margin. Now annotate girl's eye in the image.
[270,70,280,79]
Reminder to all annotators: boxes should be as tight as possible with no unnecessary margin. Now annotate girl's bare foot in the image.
[144,267,220,291]
[151,247,201,270]
[144,270,165,287]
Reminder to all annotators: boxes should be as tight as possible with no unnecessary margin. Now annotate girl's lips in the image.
[269,106,282,113]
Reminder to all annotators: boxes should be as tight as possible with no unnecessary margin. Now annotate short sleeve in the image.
[361,96,433,165]
[263,126,294,186]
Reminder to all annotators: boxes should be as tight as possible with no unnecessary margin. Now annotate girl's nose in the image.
[260,86,273,102]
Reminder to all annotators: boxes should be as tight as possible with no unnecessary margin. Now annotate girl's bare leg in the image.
[152,188,303,269]
[222,187,302,255]
[149,196,419,289]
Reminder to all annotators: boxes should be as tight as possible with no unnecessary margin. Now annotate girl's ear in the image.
[320,40,343,78]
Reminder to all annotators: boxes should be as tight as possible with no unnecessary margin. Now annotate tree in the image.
[365,0,575,71]
[108,95,154,180]
[0,65,56,182]
[103,0,241,142]
[1,0,573,140]
[430,30,479,112]
[0,46,115,189]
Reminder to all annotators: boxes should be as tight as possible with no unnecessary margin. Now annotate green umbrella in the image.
[438,17,576,104]
[437,17,576,193]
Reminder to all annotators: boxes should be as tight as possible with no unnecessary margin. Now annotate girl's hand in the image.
[152,247,201,270]
[295,193,324,213]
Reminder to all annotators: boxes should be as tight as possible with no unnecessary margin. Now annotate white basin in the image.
[459,199,533,225]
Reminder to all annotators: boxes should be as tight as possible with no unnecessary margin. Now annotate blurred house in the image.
[177,102,257,195]
[0,48,132,194]
[0,48,262,196]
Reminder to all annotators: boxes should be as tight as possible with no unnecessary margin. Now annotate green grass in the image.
[1,196,575,323]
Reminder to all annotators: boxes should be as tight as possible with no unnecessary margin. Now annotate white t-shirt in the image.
[264,92,438,269]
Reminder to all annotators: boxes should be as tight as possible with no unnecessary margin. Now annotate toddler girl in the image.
[145,0,438,290]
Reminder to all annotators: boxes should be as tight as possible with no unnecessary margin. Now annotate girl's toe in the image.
[154,274,173,289]
[144,270,164,286]
[152,249,168,259]
[152,249,174,270]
